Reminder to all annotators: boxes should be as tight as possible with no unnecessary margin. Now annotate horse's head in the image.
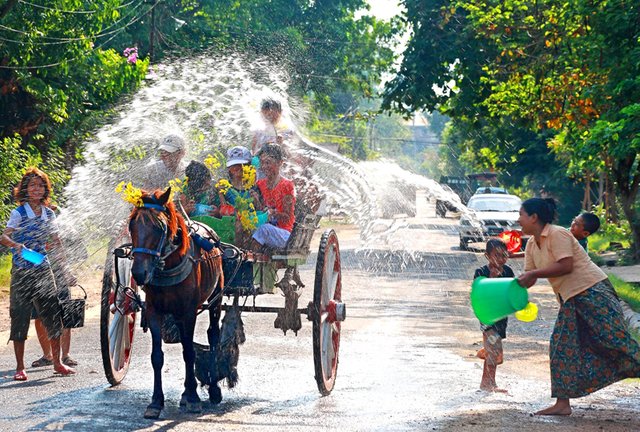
[129,188,189,286]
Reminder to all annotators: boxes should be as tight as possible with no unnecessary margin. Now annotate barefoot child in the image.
[570,211,600,252]
[473,238,514,392]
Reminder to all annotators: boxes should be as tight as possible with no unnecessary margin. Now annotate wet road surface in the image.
[1,205,639,431]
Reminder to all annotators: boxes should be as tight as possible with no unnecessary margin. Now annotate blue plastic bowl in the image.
[256,211,268,227]
[193,203,213,216]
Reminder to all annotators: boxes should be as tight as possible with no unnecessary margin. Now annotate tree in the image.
[383,0,640,259]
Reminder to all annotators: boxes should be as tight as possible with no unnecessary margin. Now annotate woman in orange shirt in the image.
[517,198,640,416]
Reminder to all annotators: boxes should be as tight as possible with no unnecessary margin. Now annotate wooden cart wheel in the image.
[312,229,345,396]
[100,229,139,386]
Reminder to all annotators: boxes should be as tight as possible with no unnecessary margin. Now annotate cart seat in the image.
[270,213,321,261]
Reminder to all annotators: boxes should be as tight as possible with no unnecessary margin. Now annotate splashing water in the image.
[57,52,466,271]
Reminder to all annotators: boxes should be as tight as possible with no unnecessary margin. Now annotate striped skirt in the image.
[550,279,640,399]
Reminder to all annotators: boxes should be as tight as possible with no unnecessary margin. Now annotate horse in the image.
[128,188,225,419]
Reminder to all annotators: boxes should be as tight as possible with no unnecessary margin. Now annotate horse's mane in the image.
[131,190,190,256]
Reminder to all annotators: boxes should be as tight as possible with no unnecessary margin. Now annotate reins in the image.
[131,203,190,282]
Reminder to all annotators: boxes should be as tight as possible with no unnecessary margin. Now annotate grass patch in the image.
[609,274,640,312]
[588,232,630,254]
[0,253,11,298]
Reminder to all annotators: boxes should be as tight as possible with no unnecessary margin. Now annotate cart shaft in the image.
[221,304,309,315]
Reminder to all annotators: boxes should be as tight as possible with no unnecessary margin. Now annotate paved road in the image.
[1,202,639,431]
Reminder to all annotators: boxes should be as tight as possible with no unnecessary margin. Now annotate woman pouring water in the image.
[516,197,640,416]
[0,167,76,380]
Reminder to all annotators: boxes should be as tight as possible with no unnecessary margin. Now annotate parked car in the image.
[458,193,522,250]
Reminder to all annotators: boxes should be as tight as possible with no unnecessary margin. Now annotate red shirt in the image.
[257,177,296,232]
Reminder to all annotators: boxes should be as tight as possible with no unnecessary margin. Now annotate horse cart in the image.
[100,191,345,417]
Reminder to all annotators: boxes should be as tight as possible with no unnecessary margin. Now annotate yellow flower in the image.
[215,178,232,195]
[234,196,258,232]
[242,165,256,190]
[167,177,185,201]
[115,181,143,207]
[204,154,221,171]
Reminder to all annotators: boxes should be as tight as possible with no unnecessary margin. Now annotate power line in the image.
[18,0,97,14]
[309,132,440,145]
[0,0,145,43]
[17,0,140,14]
[0,1,155,70]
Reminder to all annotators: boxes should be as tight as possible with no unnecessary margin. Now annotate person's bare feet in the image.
[480,383,508,393]
[53,364,76,376]
[535,400,572,416]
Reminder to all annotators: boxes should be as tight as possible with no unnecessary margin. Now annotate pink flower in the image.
[123,47,138,64]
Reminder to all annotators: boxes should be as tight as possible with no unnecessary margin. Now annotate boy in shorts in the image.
[474,238,513,392]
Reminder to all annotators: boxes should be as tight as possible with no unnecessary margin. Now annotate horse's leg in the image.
[144,311,165,419]
[178,313,202,413]
[208,304,223,404]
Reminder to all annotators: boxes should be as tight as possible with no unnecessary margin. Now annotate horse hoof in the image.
[179,395,188,407]
[144,407,162,419]
[209,387,222,405]
[187,401,202,413]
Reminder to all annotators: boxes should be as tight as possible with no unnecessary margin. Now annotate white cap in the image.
[226,146,251,167]
[159,135,185,153]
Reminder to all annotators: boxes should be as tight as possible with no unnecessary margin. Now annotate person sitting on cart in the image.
[220,146,261,207]
[251,143,295,250]
[219,146,263,248]
[180,160,220,218]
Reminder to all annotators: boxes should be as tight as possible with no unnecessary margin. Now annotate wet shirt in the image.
[524,224,607,302]
[473,264,514,339]
[253,120,295,154]
[256,177,295,232]
[143,159,186,191]
[6,203,58,269]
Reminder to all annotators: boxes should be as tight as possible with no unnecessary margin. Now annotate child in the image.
[570,212,600,252]
[473,238,514,392]
[220,146,262,248]
[251,144,295,250]
[251,98,294,155]
[180,160,219,217]
[220,146,261,208]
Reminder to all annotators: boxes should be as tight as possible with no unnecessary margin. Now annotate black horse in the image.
[128,188,225,419]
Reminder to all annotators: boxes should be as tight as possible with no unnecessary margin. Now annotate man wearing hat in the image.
[144,134,187,190]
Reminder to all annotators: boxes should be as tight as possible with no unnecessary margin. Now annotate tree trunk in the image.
[612,159,640,262]
[0,0,18,20]
[582,174,591,210]
[598,173,604,206]
[618,193,640,262]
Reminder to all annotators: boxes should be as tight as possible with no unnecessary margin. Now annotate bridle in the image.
[131,203,178,272]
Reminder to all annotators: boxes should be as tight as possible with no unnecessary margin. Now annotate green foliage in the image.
[0,135,28,221]
[384,0,640,257]
[591,204,632,243]
[609,274,640,314]
[0,253,11,296]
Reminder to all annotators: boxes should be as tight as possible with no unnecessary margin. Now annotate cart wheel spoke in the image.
[321,322,335,378]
